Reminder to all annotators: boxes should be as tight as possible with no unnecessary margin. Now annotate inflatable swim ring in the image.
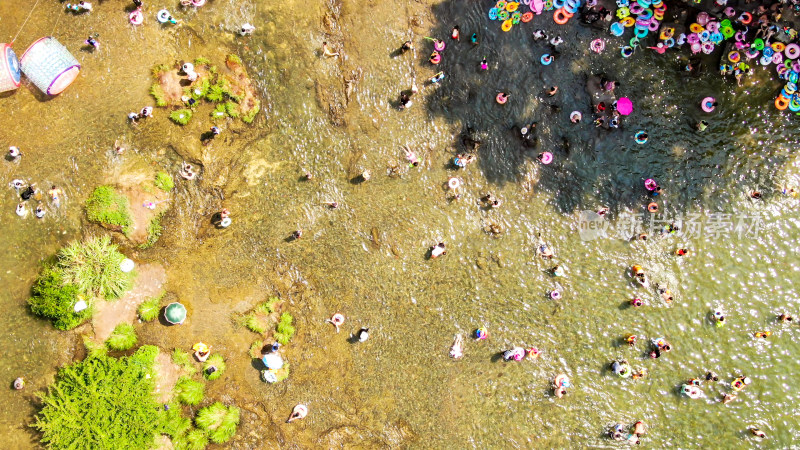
[129,9,144,25]
[760,54,772,66]
[541,54,554,65]
[496,93,508,104]
[689,23,703,33]
[498,10,510,20]
[728,51,740,63]
[644,178,658,190]
[610,22,625,36]
[554,8,570,24]
[540,151,553,164]
[785,43,800,60]
[621,46,634,57]
[521,12,533,22]
[501,19,513,31]
[647,202,658,213]
[192,0,206,5]
[620,17,635,27]
[489,7,499,20]
[616,7,630,19]
[434,40,446,51]
[430,52,441,64]
[664,37,675,48]
[701,97,715,112]
[635,131,648,144]
[496,0,508,9]
[706,21,719,33]
[702,41,715,54]
[591,39,605,53]
[752,39,764,51]
[157,9,171,23]
[448,177,461,189]
[506,1,519,11]
[721,26,734,39]
[511,11,522,24]
[738,12,752,25]
[772,42,786,52]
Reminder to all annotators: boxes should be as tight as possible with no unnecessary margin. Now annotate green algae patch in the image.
[86,185,133,235]
[28,236,134,330]
[155,171,174,192]
[170,109,193,125]
[32,346,162,449]
[274,312,295,345]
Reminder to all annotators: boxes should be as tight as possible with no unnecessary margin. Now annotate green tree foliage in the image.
[106,323,137,351]
[86,186,133,235]
[195,402,240,444]
[32,347,162,449]
[185,428,209,450]
[173,377,205,406]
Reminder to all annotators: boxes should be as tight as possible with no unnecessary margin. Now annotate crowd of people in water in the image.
[6,0,800,442]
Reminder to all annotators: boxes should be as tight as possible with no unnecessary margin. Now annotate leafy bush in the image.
[205,85,225,103]
[274,313,295,345]
[150,83,167,107]
[140,211,165,250]
[155,171,174,191]
[171,348,196,375]
[86,186,133,235]
[223,101,239,118]
[245,313,268,334]
[195,402,240,444]
[194,57,211,66]
[28,269,89,330]
[203,354,226,381]
[137,291,164,321]
[129,345,159,368]
[211,103,227,120]
[33,348,162,449]
[57,236,133,300]
[173,377,205,406]
[170,109,193,125]
[107,323,137,351]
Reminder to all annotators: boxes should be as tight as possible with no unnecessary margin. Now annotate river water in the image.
[1,0,799,448]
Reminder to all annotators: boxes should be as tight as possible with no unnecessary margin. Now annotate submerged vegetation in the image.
[86,186,133,236]
[28,236,134,330]
[33,346,161,449]
[155,171,174,192]
[106,323,137,351]
[243,297,281,334]
[140,211,165,249]
[170,109,193,126]
[195,402,240,444]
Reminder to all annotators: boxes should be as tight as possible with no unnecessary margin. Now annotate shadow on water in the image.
[422,1,794,214]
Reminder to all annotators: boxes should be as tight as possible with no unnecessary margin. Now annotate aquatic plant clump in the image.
[195,402,240,444]
[185,428,209,450]
[155,171,174,191]
[160,402,191,439]
[140,211,165,250]
[171,348,197,375]
[173,377,205,405]
[170,109,193,125]
[32,346,162,450]
[106,323,137,351]
[138,290,165,321]
[274,313,296,345]
[150,83,167,107]
[203,354,226,381]
[86,186,134,235]
[57,236,133,300]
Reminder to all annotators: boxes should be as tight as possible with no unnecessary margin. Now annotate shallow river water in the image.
[1,0,799,448]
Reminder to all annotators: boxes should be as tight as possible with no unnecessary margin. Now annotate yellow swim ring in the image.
[621,17,635,27]
[502,18,513,32]
[506,2,519,11]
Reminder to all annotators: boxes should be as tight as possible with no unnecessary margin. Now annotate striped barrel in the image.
[20,37,80,95]
[0,43,21,92]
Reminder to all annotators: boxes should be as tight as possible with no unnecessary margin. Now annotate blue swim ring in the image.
[760,55,773,65]
[617,0,629,5]
[640,8,653,19]
[541,54,554,65]
[699,31,710,42]
[565,3,579,14]
[710,31,723,44]
[553,0,566,8]
[790,98,800,112]
[637,0,651,7]
[635,27,648,38]
[489,7,499,20]
[763,47,774,57]
[790,71,799,84]
[621,46,634,57]
[664,37,675,48]
[610,22,625,36]
[635,131,648,144]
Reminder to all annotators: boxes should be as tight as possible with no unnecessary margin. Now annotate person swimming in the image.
[430,242,446,258]
[48,186,63,208]
[480,57,488,70]
[470,33,478,45]
[451,26,460,40]
[402,145,420,167]
[503,347,526,361]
